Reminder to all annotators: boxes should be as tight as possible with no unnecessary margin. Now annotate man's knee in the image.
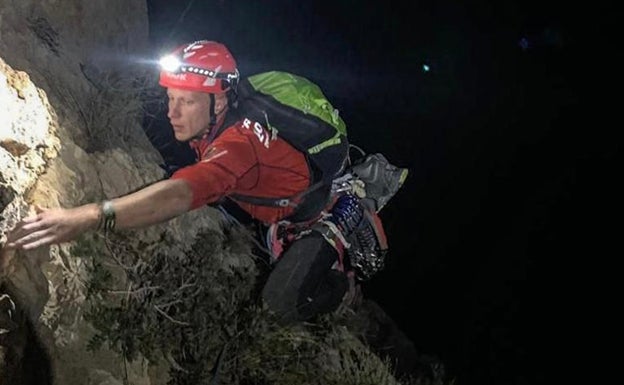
[262,232,348,322]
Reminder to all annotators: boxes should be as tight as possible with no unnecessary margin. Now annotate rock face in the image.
[0,2,225,384]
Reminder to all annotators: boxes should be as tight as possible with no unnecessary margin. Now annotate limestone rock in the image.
[0,1,216,384]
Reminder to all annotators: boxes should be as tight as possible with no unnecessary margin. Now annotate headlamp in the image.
[159,55,181,72]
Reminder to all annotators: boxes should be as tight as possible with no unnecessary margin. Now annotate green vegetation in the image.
[71,225,450,385]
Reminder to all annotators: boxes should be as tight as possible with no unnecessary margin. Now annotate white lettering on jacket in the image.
[242,118,270,148]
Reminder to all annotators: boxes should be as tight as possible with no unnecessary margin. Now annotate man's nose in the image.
[168,102,180,119]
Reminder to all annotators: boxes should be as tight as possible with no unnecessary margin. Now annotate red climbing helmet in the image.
[158,40,239,94]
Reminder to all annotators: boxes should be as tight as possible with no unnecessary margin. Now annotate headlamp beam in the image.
[159,55,181,72]
[160,56,238,82]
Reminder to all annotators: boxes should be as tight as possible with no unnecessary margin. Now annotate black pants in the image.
[262,231,348,323]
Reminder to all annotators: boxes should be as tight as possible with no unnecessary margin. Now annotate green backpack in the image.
[230,71,350,220]
[236,71,349,184]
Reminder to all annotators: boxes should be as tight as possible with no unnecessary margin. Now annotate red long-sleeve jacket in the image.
[171,117,310,223]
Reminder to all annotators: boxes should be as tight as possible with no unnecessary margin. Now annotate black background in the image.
[143,1,615,384]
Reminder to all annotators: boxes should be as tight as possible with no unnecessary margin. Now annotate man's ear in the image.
[214,93,228,113]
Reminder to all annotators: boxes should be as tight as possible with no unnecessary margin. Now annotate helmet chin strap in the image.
[190,93,225,142]
[208,93,217,128]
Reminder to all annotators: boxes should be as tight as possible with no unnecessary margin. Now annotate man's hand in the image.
[5,205,100,250]
[3,179,193,251]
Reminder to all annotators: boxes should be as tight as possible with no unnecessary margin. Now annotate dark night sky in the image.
[144,1,614,384]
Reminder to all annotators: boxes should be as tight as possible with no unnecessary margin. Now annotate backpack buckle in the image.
[277,199,291,207]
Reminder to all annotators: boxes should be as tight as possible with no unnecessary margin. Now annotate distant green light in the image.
[422,64,430,72]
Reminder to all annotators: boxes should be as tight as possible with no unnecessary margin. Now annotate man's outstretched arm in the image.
[5,179,194,250]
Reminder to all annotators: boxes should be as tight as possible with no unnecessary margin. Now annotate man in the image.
[4,40,350,322]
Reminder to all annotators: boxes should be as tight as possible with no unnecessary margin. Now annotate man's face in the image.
[166,88,212,141]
